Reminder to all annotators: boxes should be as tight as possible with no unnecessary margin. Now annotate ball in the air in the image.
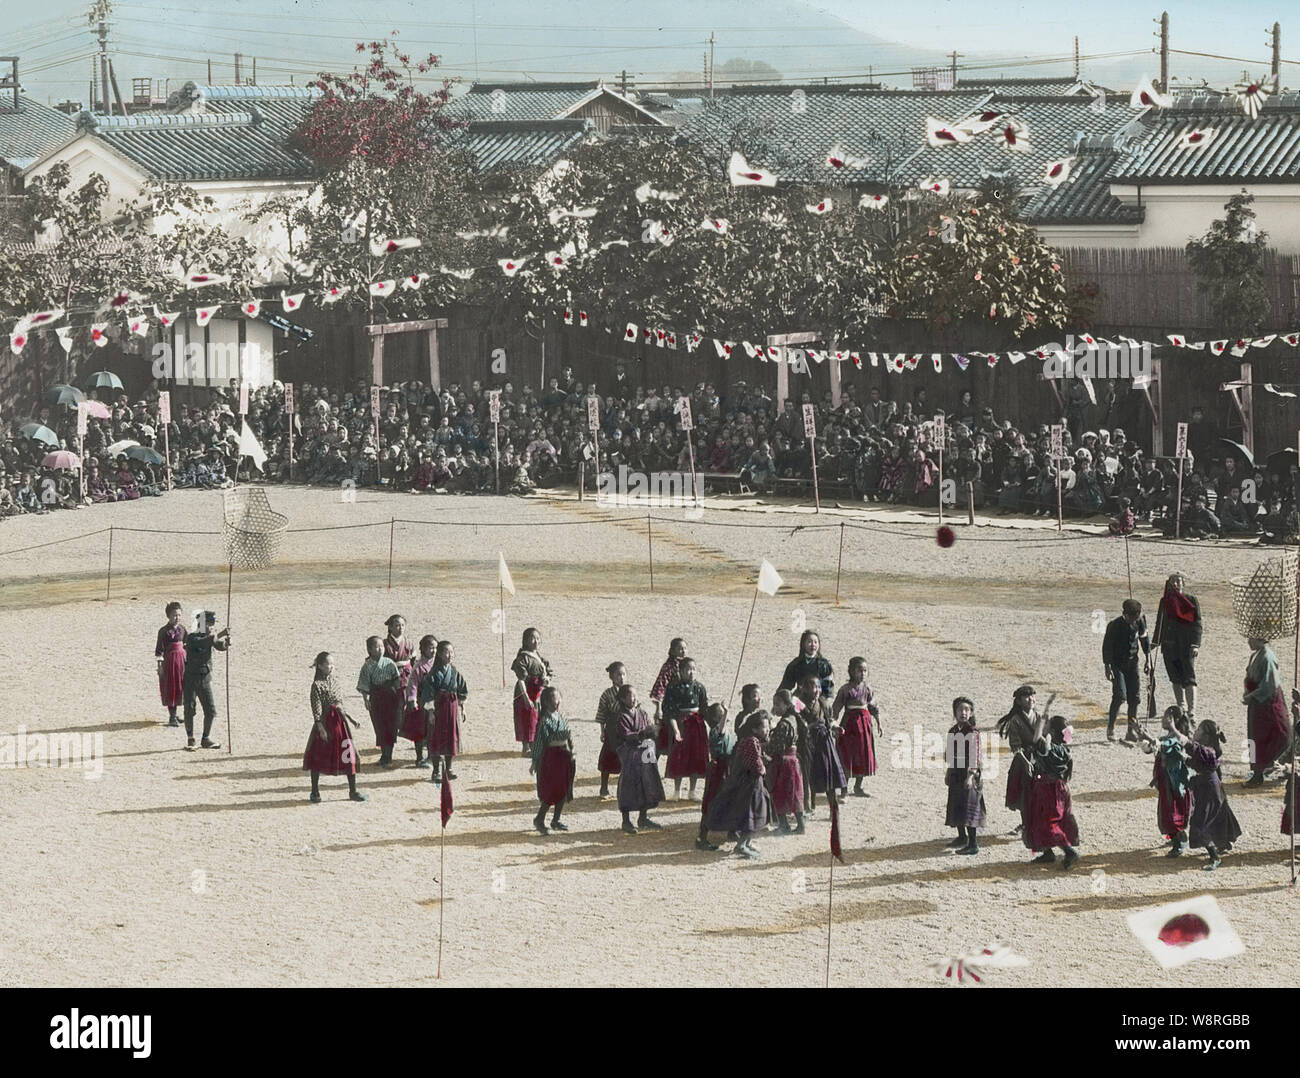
[936,525,956,548]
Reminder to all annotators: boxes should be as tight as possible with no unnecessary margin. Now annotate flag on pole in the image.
[757,559,783,596]
[829,791,844,863]
[498,552,515,596]
[237,420,267,469]
[441,776,454,828]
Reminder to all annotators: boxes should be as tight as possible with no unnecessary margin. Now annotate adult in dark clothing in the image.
[1185,406,1219,468]
[183,610,231,750]
[1154,573,1202,718]
[1102,599,1152,742]
[1219,486,1258,534]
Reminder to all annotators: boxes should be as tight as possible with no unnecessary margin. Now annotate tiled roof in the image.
[1109,94,1300,182]
[673,87,997,184]
[456,82,665,125]
[893,93,1146,190]
[1021,147,1144,224]
[77,82,319,182]
[448,119,594,170]
[0,95,77,170]
[954,76,1109,96]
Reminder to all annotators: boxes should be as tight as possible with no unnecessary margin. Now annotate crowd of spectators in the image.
[3,366,1296,544]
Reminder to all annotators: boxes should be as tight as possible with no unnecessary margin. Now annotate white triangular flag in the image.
[498,552,515,596]
[237,420,267,469]
[756,559,783,596]
[56,326,74,353]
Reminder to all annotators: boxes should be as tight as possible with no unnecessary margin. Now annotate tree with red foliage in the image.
[295,34,461,171]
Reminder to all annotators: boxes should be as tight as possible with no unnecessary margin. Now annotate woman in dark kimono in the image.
[997,450,1028,514]
[878,445,905,503]
[996,685,1040,839]
[1166,719,1242,870]
[154,601,187,727]
[1154,573,1202,719]
[798,673,846,810]
[944,697,985,856]
[1027,714,1080,869]
[1243,636,1289,786]
[1141,707,1192,856]
[705,711,773,860]
[615,685,665,835]
[779,630,834,699]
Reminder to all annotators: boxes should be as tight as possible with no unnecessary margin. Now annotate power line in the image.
[1167,46,1300,69]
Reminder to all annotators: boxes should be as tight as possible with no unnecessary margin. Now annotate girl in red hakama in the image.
[303,653,367,803]
[1027,715,1080,869]
[595,662,626,798]
[662,658,710,798]
[769,691,807,835]
[155,601,187,727]
[511,628,552,757]
[383,614,422,767]
[649,638,686,757]
[531,687,575,835]
[420,641,468,783]
[400,635,438,768]
[832,657,880,796]
[1243,637,1289,786]
[697,703,733,850]
[357,636,402,767]
[1142,707,1192,856]
[1282,689,1300,838]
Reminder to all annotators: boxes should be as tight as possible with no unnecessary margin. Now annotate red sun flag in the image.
[829,792,844,863]
[440,776,454,828]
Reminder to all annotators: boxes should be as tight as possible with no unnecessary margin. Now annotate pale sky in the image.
[4,0,1290,99]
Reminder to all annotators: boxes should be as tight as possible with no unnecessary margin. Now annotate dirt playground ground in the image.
[1,486,1297,987]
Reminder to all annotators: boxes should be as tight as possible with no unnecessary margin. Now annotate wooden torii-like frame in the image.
[367,317,449,391]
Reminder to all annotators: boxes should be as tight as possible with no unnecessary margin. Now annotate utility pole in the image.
[702,51,708,90]
[949,49,961,88]
[1156,11,1169,94]
[618,68,628,94]
[1073,35,1079,79]
[91,0,111,116]
[1269,22,1281,85]
[709,31,715,101]
[234,53,242,86]
[252,56,256,85]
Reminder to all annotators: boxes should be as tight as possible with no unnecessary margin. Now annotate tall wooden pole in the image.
[825,853,835,988]
[647,514,655,592]
[500,584,506,688]
[225,562,233,754]
[437,824,446,977]
[834,522,844,605]
[728,588,760,709]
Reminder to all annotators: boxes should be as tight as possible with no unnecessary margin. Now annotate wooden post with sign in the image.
[1051,424,1064,532]
[679,395,699,505]
[158,391,172,491]
[371,384,382,485]
[934,412,945,526]
[803,402,820,512]
[1174,420,1188,539]
[587,394,601,498]
[489,390,501,495]
[76,402,89,501]
[282,383,294,482]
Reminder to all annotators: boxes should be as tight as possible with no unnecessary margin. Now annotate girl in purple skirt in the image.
[1165,718,1242,871]
[303,652,368,803]
[531,686,575,835]
[706,711,773,860]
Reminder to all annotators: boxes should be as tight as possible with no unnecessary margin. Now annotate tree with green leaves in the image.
[883,188,1072,336]
[1185,190,1272,335]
